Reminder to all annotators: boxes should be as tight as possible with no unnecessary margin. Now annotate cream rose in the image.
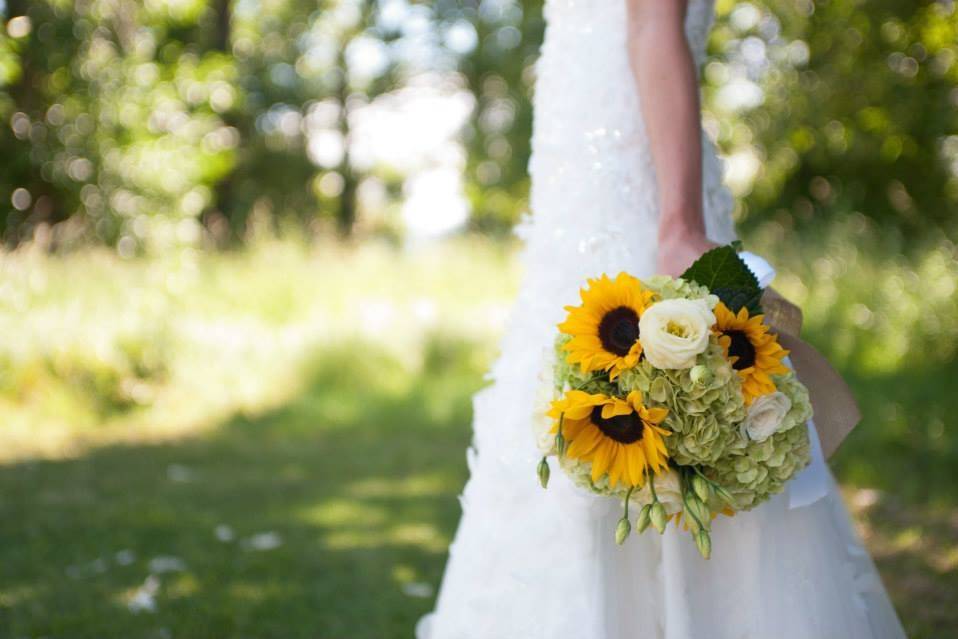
[532,351,558,454]
[631,468,684,515]
[638,298,715,370]
[743,391,792,442]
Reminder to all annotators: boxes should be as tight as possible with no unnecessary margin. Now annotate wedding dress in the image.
[417,1,906,637]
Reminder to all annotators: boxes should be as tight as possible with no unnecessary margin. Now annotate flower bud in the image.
[650,502,668,534]
[691,475,710,502]
[615,516,632,545]
[689,364,712,385]
[635,504,652,533]
[695,530,712,559]
[555,431,566,456]
[713,484,736,508]
[691,498,713,529]
[537,458,550,489]
[682,509,701,534]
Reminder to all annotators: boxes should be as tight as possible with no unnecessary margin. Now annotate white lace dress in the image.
[417,1,906,637]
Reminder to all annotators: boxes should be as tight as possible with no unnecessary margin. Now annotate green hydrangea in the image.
[645,275,719,307]
[558,455,623,497]
[707,371,813,509]
[617,339,746,466]
[553,334,615,396]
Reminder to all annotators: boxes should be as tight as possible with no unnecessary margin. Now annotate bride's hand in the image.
[656,227,718,277]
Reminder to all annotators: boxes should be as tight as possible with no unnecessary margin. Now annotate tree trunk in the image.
[210,0,239,243]
[334,45,356,237]
[213,0,232,52]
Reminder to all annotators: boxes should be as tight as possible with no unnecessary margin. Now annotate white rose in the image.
[743,391,792,442]
[638,298,715,370]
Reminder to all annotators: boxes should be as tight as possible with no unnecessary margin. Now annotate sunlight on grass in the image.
[303,498,391,528]
[227,582,274,604]
[0,585,36,608]
[0,238,513,461]
[347,475,450,499]
[322,522,449,553]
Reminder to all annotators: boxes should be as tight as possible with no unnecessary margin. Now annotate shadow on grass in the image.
[0,337,487,639]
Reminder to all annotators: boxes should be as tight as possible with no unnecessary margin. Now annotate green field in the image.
[1,227,956,637]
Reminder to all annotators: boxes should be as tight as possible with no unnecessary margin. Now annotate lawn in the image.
[1,340,483,638]
[0,225,956,637]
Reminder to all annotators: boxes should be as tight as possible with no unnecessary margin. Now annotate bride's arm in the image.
[626,0,717,275]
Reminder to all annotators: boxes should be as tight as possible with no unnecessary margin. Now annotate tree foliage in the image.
[0,0,954,251]
[706,0,958,236]
[433,0,543,236]
[0,0,401,251]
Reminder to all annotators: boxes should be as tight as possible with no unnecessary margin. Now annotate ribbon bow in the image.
[761,286,861,459]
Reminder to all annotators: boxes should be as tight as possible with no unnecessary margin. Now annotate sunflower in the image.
[713,302,790,404]
[558,273,657,380]
[547,390,670,489]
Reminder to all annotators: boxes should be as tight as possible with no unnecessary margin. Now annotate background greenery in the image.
[0,1,956,638]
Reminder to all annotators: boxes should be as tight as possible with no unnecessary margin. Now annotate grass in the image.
[0,225,956,637]
[0,341,483,638]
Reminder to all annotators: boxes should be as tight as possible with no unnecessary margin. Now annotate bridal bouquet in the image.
[535,245,813,558]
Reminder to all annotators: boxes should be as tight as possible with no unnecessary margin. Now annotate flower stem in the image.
[555,413,566,456]
[623,485,636,519]
[691,466,735,505]
[691,466,721,488]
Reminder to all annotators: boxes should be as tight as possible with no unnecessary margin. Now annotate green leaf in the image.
[680,245,762,312]
[711,286,763,315]
[681,245,758,290]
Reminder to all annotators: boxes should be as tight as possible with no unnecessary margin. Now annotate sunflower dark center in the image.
[726,330,756,370]
[590,406,646,444]
[598,306,640,356]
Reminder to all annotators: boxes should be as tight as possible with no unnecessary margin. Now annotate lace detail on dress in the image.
[525,0,733,300]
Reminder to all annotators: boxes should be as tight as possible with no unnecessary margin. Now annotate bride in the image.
[418,1,906,637]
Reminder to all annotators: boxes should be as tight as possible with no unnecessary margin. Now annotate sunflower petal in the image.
[600,398,632,419]
[566,425,601,458]
[626,445,645,487]
[590,441,612,482]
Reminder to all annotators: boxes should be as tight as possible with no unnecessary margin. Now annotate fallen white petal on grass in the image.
[241,531,283,551]
[401,582,434,598]
[214,524,235,542]
[115,549,136,566]
[148,556,186,573]
[127,575,160,613]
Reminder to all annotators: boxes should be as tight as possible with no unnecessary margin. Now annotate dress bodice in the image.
[524,0,734,284]
[541,0,716,72]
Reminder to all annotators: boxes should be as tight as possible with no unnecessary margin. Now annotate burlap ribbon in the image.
[761,288,861,459]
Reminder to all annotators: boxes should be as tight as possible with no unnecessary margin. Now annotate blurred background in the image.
[0,0,956,637]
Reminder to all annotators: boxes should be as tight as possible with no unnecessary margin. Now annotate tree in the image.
[434,0,544,236]
[0,0,237,250]
[707,0,958,236]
